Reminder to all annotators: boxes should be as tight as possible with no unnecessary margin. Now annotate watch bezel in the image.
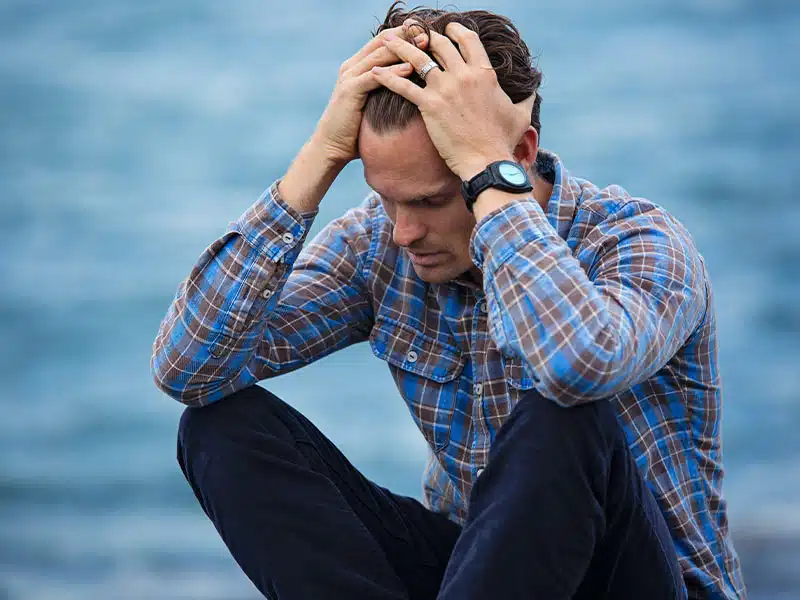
[461,160,533,212]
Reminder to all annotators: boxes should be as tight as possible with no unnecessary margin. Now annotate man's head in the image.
[358,2,543,284]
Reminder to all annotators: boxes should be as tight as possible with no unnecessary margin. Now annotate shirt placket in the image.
[471,294,491,481]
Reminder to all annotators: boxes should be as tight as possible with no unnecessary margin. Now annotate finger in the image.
[347,45,412,78]
[341,25,425,73]
[371,64,426,105]
[425,30,466,71]
[382,33,443,82]
[352,62,414,94]
[444,22,492,68]
[402,18,426,39]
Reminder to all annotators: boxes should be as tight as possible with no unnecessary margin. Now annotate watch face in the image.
[498,162,528,186]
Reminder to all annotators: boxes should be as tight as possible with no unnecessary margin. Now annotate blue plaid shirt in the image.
[152,151,746,598]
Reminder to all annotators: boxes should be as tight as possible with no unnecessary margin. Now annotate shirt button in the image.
[406,350,418,363]
[476,468,485,478]
[260,288,273,299]
[473,382,483,396]
[479,300,488,314]
[281,232,295,244]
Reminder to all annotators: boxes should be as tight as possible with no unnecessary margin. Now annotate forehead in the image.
[359,117,456,201]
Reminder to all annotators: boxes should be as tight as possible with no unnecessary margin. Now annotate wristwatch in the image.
[461,160,533,212]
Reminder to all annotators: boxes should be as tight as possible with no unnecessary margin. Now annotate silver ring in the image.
[418,60,440,81]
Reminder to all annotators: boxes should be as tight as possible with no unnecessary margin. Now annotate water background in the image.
[1,0,798,598]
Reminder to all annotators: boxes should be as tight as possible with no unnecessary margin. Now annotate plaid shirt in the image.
[152,151,746,598]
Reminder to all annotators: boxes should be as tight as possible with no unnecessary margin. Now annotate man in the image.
[152,4,746,599]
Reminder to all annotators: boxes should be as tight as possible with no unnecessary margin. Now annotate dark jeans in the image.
[177,385,686,599]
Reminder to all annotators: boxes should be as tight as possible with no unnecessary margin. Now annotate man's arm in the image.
[151,25,425,406]
[375,24,706,404]
[472,198,707,405]
[150,184,374,407]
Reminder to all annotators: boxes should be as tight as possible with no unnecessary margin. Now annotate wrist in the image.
[280,137,346,214]
[307,131,351,173]
[456,153,515,182]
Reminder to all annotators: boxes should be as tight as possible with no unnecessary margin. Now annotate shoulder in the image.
[569,179,708,291]
[573,179,699,250]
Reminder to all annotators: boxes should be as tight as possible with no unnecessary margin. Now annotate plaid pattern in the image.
[152,151,746,598]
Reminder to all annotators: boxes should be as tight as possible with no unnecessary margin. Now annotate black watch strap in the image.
[460,160,533,212]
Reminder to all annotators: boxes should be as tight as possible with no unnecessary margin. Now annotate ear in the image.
[512,126,539,172]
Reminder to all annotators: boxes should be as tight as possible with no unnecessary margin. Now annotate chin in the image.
[412,263,462,284]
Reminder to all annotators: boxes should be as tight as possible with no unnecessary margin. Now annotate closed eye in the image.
[419,196,448,208]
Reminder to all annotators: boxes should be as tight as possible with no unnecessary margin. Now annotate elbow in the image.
[150,343,209,407]
[534,328,635,407]
[151,339,242,408]
[151,366,210,407]
[535,362,630,407]
[151,353,188,405]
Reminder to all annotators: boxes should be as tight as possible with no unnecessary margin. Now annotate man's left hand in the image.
[373,22,533,181]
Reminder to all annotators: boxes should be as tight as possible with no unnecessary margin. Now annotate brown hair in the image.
[364,1,542,136]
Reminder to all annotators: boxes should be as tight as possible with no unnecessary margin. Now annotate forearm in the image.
[151,184,316,406]
[278,134,346,214]
[473,201,705,405]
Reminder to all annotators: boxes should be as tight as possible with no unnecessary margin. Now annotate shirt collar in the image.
[537,149,580,242]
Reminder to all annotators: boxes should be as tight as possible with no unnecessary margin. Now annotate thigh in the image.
[254,386,462,599]
[438,389,684,600]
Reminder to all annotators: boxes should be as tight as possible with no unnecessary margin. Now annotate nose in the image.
[392,206,426,248]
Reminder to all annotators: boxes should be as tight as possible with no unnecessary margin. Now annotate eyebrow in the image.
[379,184,454,205]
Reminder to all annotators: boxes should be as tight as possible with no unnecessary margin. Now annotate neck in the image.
[532,172,553,212]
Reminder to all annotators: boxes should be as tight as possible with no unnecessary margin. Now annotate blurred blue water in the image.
[1,0,798,598]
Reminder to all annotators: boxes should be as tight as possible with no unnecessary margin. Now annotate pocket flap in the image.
[369,316,464,383]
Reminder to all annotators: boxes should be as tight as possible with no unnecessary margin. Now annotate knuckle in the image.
[340,77,360,92]
[380,26,401,41]
[426,99,441,114]
[405,21,424,37]
[429,93,447,111]
[460,69,478,86]
[481,66,498,83]
[377,46,394,60]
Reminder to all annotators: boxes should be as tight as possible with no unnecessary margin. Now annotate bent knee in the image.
[177,385,289,452]
[509,389,624,449]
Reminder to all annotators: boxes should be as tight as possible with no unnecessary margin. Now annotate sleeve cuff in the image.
[469,198,558,272]
[231,180,318,262]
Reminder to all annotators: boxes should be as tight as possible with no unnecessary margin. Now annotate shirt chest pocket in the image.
[369,316,465,452]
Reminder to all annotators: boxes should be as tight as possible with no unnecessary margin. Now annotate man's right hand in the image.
[279,25,425,214]
[314,25,426,167]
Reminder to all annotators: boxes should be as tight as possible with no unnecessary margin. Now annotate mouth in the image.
[408,251,445,267]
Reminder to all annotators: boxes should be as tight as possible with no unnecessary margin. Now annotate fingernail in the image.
[414,34,426,44]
